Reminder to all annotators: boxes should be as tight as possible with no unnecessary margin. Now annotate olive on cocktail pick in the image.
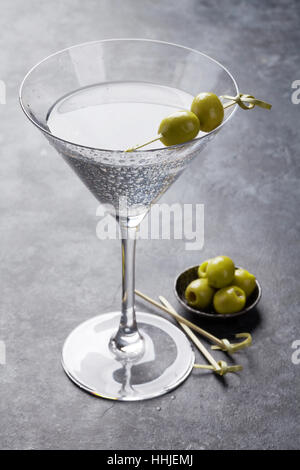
[126,110,200,152]
[191,92,224,132]
[126,92,272,152]
[159,111,200,146]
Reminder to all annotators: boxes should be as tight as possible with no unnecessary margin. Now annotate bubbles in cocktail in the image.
[47,82,199,216]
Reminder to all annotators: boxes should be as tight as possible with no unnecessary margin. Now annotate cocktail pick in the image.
[159,296,243,376]
[135,289,252,353]
[221,93,272,110]
[211,334,252,353]
[194,361,243,376]
[159,295,221,373]
[126,92,271,151]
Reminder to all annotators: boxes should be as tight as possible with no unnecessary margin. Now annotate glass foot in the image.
[62,312,195,401]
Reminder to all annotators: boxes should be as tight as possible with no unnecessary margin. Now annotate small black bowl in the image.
[174,265,262,319]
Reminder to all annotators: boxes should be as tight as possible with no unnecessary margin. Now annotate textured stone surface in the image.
[0,0,299,450]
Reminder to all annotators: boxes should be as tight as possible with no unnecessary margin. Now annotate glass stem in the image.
[109,220,145,360]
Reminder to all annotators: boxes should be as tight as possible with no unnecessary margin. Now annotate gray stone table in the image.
[0,0,299,450]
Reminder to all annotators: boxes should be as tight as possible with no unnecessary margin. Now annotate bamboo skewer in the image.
[135,289,252,353]
[159,296,221,372]
[135,289,224,348]
[159,296,243,376]
[193,363,243,374]
[135,289,243,376]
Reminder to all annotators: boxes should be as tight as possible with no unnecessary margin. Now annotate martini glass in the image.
[19,39,238,401]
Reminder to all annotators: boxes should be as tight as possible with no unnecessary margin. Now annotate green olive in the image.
[213,285,246,314]
[185,278,214,310]
[158,110,200,146]
[233,268,256,297]
[191,92,224,132]
[206,255,235,288]
[197,259,211,278]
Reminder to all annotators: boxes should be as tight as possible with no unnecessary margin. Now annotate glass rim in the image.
[19,38,239,154]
